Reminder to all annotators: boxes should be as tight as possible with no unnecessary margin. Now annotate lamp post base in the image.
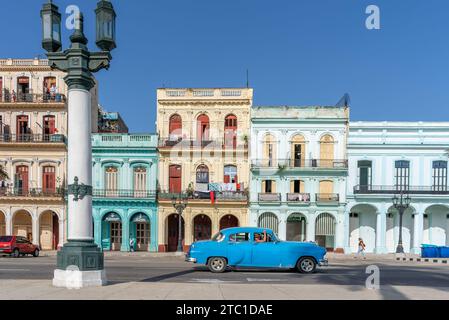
[53,240,107,288]
[396,244,405,254]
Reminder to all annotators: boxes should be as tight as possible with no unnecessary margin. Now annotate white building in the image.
[249,106,349,252]
[346,121,449,254]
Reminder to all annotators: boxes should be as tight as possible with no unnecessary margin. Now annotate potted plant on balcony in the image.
[0,165,8,180]
[186,182,195,199]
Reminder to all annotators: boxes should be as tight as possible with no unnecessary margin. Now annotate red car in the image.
[0,236,40,258]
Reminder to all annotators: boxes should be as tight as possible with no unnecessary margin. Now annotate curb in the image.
[396,257,448,265]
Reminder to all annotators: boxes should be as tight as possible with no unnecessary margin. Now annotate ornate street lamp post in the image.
[392,191,411,254]
[172,195,187,252]
[41,0,117,288]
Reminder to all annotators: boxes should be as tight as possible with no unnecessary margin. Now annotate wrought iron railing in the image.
[158,191,248,201]
[0,187,65,198]
[0,134,66,143]
[0,92,66,103]
[251,159,348,169]
[316,193,340,202]
[258,193,282,202]
[354,185,449,195]
[158,137,248,149]
[287,193,311,203]
[93,189,156,198]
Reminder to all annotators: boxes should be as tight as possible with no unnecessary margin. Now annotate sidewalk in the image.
[0,280,448,300]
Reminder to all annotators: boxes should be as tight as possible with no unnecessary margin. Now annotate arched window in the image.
[43,76,56,100]
[263,134,277,167]
[224,114,237,148]
[42,166,56,194]
[320,134,334,167]
[197,114,210,142]
[169,165,182,193]
[105,166,119,196]
[196,165,209,184]
[291,134,306,167]
[15,165,29,195]
[133,167,147,197]
[169,114,182,140]
[258,212,279,234]
[224,165,238,184]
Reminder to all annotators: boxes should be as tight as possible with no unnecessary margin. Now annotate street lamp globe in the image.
[95,0,117,52]
[392,195,399,207]
[40,0,62,53]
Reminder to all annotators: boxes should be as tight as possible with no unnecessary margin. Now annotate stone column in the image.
[5,209,12,235]
[335,213,345,253]
[375,212,387,254]
[412,213,424,254]
[278,216,287,241]
[121,212,130,252]
[32,211,39,246]
[306,214,316,242]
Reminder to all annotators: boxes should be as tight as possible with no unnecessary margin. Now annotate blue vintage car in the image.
[186,227,328,273]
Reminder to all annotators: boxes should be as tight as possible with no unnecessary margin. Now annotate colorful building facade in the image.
[156,88,253,252]
[249,106,349,252]
[346,121,449,254]
[92,133,159,252]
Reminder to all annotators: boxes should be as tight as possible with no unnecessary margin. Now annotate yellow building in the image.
[156,88,253,252]
[0,58,98,250]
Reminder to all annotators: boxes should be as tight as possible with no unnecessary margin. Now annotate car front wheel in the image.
[32,249,40,257]
[12,249,20,258]
[207,257,227,273]
[297,257,317,274]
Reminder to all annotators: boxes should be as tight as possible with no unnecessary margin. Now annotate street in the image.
[0,254,448,300]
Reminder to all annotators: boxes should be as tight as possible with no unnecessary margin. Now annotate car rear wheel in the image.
[207,257,227,273]
[12,249,20,258]
[32,249,40,257]
[297,257,317,274]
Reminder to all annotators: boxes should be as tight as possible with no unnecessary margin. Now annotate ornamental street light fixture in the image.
[392,191,411,254]
[41,0,117,288]
[172,195,188,252]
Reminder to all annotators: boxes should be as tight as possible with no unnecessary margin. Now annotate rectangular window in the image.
[358,160,372,191]
[265,180,272,193]
[395,160,410,191]
[432,161,448,191]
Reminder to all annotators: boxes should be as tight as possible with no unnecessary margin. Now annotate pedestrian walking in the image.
[355,238,367,259]
[129,238,135,252]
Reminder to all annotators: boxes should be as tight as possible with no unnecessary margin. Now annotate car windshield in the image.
[211,232,225,242]
[0,236,12,242]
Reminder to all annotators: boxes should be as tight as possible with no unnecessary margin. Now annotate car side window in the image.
[229,233,250,242]
[16,237,25,244]
[254,232,274,243]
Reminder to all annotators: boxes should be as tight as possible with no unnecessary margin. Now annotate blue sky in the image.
[1,0,449,132]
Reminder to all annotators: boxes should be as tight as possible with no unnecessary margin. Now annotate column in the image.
[58,207,65,248]
[335,213,345,253]
[150,209,158,252]
[278,216,287,241]
[32,210,39,246]
[412,212,424,254]
[121,211,130,252]
[5,209,12,235]
[306,213,316,242]
[343,210,351,253]
[375,212,387,254]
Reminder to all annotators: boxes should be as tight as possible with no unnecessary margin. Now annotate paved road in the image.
[1,255,448,288]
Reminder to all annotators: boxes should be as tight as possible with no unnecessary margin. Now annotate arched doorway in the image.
[290,134,306,167]
[224,114,237,148]
[0,211,6,235]
[315,213,336,250]
[167,214,185,252]
[287,213,307,241]
[130,212,151,251]
[220,215,239,230]
[197,114,210,142]
[320,134,334,167]
[39,211,59,250]
[263,134,277,167]
[102,212,122,251]
[193,215,212,241]
[13,210,33,242]
[258,212,279,235]
[424,205,449,246]
[349,204,377,253]
[386,207,414,253]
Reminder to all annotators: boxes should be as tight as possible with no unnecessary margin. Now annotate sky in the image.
[1,0,449,133]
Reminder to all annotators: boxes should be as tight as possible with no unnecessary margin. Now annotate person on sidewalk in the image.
[355,238,367,259]
[129,238,135,252]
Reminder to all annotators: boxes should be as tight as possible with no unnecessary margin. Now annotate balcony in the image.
[316,193,340,203]
[0,134,66,144]
[0,92,66,104]
[258,193,282,202]
[92,134,158,148]
[158,138,248,150]
[287,193,311,203]
[158,88,253,100]
[0,187,65,199]
[157,191,247,202]
[93,189,156,199]
[251,159,348,170]
[353,185,449,195]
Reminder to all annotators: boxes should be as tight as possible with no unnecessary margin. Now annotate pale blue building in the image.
[92,133,159,252]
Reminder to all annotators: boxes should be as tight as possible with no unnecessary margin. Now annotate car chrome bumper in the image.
[185,256,197,263]
[319,259,329,266]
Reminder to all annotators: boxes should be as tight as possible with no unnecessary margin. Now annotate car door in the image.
[226,232,252,266]
[251,231,281,268]
[15,237,26,253]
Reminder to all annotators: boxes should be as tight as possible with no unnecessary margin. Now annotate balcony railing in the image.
[158,138,247,149]
[0,92,66,103]
[0,134,66,143]
[158,191,248,202]
[258,193,282,202]
[316,193,340,202]
[0,187,65,198]
[287,193,311,203]
[354,185,449,195]
[251,159,348,169]
[93,189,156,199]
